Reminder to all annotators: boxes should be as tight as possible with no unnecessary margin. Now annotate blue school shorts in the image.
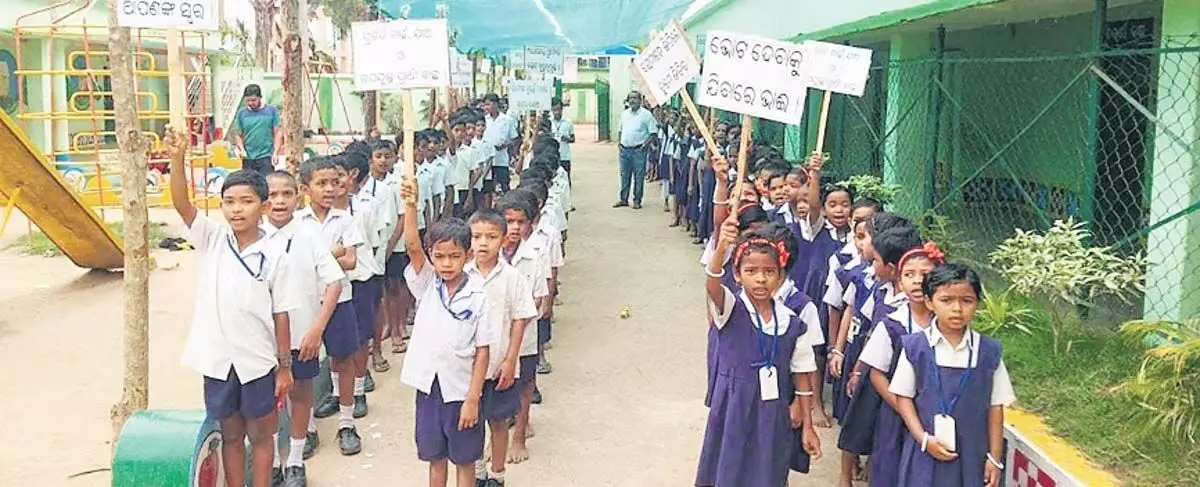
[481,379,520,421]
[203,367,276,421]
[491,166,511,193]
[537,317,552,345]
[517,355,538,387]
[351,278,383,345]
[323,301,359,359]
[290,350,319,381]
[415,379,485,465]
[385,253,410,280]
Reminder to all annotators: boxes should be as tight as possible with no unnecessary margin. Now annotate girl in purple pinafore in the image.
[858,241,945,486]
[696,218,822,487]
[890,264,1016,487]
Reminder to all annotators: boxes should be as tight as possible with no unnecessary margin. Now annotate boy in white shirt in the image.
[550,97,575,187]
[398,175,493,487]
[296,157,367,456]
[337,151,387,416]
[262,171,345,485]
[368,140,417,357]
[470,113,495,211]
[449,113,475,217]
[495,191,552,464]
[165,129,298,487]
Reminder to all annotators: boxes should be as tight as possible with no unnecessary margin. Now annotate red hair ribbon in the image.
[898,241,947,270]
[733,237,791,270]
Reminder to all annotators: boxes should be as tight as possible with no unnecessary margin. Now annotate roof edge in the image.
[789,0,1006,42]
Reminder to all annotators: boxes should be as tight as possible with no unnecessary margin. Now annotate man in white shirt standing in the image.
[482,93,520,199]
[614,91,657,210]
[550,98,575,187]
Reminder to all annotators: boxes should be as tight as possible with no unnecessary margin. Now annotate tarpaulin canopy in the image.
[377,0,696,53]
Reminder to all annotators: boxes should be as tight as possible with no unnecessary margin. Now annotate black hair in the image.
[341,150,371,185]
[865,212,912,237]
[732,223,800,273]
[551,97,563,108]
[243,84,262,98]
[328,155,349,171]
[368,139,396,154]
[873,226,924,266]
[468,208,508,235]
[345,139,371,156]
[299,157,338,184]
[520,167,551,185]
[853,197,884,213]
[482,93,500,104]
[424,217,472,251]
[221,169,268,200]
[518,179,549,205]
[736,204,771,231]
[820,183,854,204]
[532,135,560,156]
[498,191,538,222]
[763,165,790,187]
[449,114,468,128]
[922,263,984,302]
[265,170,298,189]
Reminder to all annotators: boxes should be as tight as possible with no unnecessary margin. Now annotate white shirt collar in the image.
[295,206,350,222]
[924,319,978,353]
[263,218,299,239]
[735,288,797,335]
[882,282,909,307]
[464,258,506,283]
[887,302,934,334]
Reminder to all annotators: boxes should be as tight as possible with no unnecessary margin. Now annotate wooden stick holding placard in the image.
[401,90,416,180]
[429,89,439,128]
[731,114,754,208]
[679,91,719,160]
[813,90,833,155]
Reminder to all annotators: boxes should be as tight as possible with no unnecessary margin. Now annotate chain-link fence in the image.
[812,36,1200,324]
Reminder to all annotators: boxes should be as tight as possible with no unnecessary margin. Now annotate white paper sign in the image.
[509,49,526,70]
[351,19,450,91]
[696,30,809,124]
[450,50,473,88]
[507,80,553,112]
[633,23,701,106]
[523,46,565,77]
[801,41,873,97]
[116,0,218,31]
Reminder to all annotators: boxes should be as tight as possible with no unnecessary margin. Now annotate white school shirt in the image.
[472,137,495,187]
[430,156,449,199]
[294,206,363,303]
[862,281,907,325]
[465,259,539,378]
[822,241,861,309]
[859,303,934,373]
[687,138,706,161]
[454,143,474,193]
[503,237,552,357]
[552,116,574,161]
[484,112,518,168]
[707,285,821,373]
[264,219,345,349]
[401,264,493,403]
[364,175,405,260]
[889,323,1017,407]
[416,162,434,229]
[348,194,385,280]
[535,220,565,269]
[180,215,300,382]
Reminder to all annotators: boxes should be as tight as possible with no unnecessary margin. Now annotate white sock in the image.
[271,433,281,468]
[491,468,506,482]
[354,376,366,396]
[308,413,317,434]
[338,405,354,429]
[287,437,306,467]
[331,372,340,396]
[475,459,488,480]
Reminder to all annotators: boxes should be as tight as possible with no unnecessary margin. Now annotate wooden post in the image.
[280,0,304,169]
[401,90,416,179]
[813,90,833,155]
[731,114,754,206]
[429,88,438,128]
[678,91,719,158]
[108,1,151,445]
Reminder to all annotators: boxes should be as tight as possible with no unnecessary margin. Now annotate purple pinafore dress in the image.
[831,269,877,422]
[871,311,924,487]
[896,333,1001,487]
[836,285,897,454]
[696,294,808,487]
[802,224,850,346]
[704,251,739,407]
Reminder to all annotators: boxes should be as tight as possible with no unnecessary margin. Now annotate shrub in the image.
[837,174,900,205]
[1118,319,1200,443]
[975,286,1037,336]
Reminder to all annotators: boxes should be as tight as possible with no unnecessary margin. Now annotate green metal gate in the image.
[595,78,610,142]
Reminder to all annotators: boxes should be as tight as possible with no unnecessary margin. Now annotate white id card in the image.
[759,366,780,401]
[848,316,863,343]
[933,414,957,452]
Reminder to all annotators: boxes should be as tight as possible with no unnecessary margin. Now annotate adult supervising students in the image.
[235,84,282,175]
[613,91,656,210]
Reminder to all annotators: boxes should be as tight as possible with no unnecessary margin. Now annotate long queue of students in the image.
[168,92,574,487]
[640,105,1017,487]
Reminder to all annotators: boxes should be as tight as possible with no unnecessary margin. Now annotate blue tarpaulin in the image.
[377,0,695,53]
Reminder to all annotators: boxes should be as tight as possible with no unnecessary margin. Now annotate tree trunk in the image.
[280,0,304,171]
[254,0,274,71]
[107,0,150,446]
[363,91,377,135]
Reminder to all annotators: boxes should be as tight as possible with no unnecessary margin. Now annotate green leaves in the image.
[836,174,900,205]
[1118,319,1200,443]
[974,286,1037,336]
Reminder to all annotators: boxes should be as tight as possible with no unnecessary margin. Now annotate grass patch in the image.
[1000,325,1200,485]
[5,221,168,257]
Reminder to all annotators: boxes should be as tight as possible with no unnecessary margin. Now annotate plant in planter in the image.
[1118,319,1200,443]
[990,218,1146,354]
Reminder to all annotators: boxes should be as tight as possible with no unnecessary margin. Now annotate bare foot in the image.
[812,407,833,428]
[507,444,530,464]
[525,423,536,439]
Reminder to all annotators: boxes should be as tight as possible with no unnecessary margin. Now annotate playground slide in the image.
[0,111,124,269]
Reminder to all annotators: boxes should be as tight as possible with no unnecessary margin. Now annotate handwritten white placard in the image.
[351,19,450,91]
[450,50,473,88]
[801,41,873,97]
[507,80,553,112]
[509,49,526,70]
[523,46,565,77]
[633,23,701,106]
[696,30,809,124]
[116,0,218,31]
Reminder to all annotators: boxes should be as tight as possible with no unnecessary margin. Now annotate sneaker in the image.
[353,395,369,418]
[313,396,339,418]
[537,360,552,375]
[302,431,319,460]
[532,389,543,404]
[485,479,506,487]
[475,479,488,487]
[337,427,362,455]
[612,201,629,208]
[271,467,284,487]
[283,465,307,487]
[632,203,643,210]
[364,371,376,393]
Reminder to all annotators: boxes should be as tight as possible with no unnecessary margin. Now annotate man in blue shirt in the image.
[234,84,281,175]
[614,91,656,209]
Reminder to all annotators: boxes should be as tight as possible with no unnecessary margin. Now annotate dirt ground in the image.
[0,130,842,486]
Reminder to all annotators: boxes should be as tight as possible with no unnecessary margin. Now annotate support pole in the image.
[1082,0,1107,228]
[925,25,947,211]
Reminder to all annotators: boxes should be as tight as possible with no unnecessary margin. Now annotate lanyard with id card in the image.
[226,236,265,280]
[438,278,473,321]
[931,333,974,452]
[750,303,780,402]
